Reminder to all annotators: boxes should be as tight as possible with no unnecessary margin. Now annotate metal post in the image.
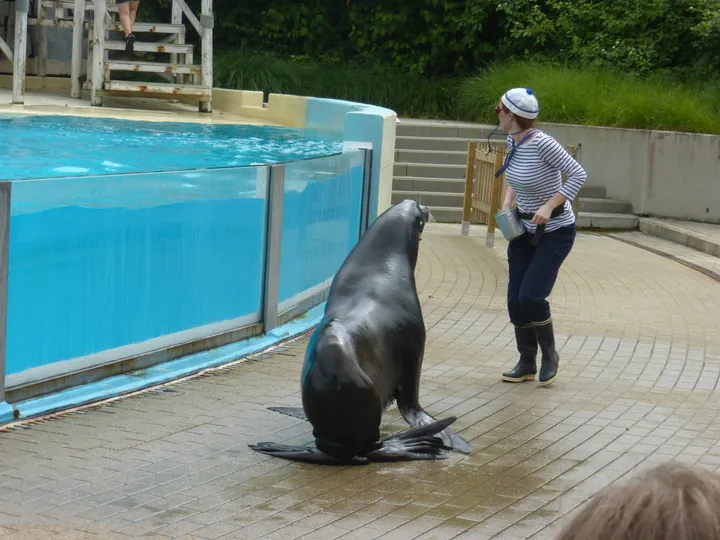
[199,0,213,112]
[0,182,11,404]
[70,0,85,98]
[170,0,183,83]
[461,141,478,236]
[12,0,29,105]
[359,148,373,238]
[90,0,105,106]
[262,165,285,333]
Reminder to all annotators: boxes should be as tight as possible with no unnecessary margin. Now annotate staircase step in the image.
[104,80,210,97]
[395,136,473,152]
[28,18,75,28]
[392,191,464,208]
[425,206,464,223]
[610,231,720,279]
[43,0,118,11]
[578,197,633,214]
[393,176,466,194]
[578,185,606,198]
[396,119,498,140]
[395,149,468,166]
[105,22,186,35]
[394,162,466,180]
[106,60,201,76]
[104,40,193,55]
[576,212,639,230]
[639,218,720,258]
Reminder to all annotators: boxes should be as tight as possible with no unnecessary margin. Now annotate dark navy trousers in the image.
[507,223,576,326]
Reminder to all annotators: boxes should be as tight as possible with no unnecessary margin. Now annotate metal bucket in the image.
[494,208,526,241]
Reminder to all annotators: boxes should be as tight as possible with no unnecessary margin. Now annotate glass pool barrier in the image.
[0,148,372,404]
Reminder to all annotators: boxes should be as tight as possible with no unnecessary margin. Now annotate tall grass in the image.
[213,53,720,134]
[457,61,720,134]
[213,52,459,119]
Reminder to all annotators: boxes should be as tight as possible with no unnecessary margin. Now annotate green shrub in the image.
[214,53,720,134]
[214,52,459,119]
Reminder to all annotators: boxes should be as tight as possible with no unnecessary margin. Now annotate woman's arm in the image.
[532,135,588,224]
[503,184,516,209]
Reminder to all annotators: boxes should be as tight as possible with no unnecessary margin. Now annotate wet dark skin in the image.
[249,200,472,465]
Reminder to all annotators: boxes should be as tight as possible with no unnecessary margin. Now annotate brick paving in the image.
[1,224,720,540]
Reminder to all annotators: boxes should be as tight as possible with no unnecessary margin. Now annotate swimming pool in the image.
[0,113,344,180]
[1,114,365,385]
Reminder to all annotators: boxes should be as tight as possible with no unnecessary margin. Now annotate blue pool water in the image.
[0,113,343,180]
[2,115,364,378]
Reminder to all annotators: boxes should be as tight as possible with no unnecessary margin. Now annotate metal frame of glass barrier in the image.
[0,148,373,405]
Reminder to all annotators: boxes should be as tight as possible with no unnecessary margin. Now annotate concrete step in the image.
[392,191,464,208]
[426,206,464,223]
[104,40,194,55]
[578,185,606,198]
[639,218,720,258]
[397,119,497,140]
[395,136,472,152]
[103,80,210,97]
[578,197,633,214]
[395,149,468,166]
[610,231,720,280]
[106,60,201,76]
[393,176,466,194]
[394,162,466,180]
[576,212,639,230]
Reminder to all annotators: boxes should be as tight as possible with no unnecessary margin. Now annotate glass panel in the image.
[6,166,268,377]
[279,150,365,309]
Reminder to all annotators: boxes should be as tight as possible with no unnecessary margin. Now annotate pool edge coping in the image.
[0,302,325,428]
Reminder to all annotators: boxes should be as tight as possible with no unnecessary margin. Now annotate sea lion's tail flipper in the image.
[267,407,308,420]
[365,417,457,462]
[248,442,365,466]
[399,406,473,454]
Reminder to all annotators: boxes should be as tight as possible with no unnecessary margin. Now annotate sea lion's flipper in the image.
[397,403,473,454]
[267,407,308,420]
[365,417,456,462]
[247,442,366,465]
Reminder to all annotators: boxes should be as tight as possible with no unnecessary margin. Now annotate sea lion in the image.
[249,199,472,465]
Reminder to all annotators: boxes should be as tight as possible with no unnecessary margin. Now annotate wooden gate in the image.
[461,139,582,248]
[460,141,509,247]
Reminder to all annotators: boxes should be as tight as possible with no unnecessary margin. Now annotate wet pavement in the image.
[1,224,720,539]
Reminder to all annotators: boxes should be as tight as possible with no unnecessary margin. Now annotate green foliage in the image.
[459,61,720,133]
[143,0,720,77]
[213,52,459,119]
[495,0,718,75]
[214,53,720,134]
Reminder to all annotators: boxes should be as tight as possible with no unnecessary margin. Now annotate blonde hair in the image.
[555,462,720,540]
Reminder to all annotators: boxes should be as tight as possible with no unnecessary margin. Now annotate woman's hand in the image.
[531,203,553,225]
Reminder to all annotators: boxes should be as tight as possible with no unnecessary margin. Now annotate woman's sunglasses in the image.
[495,105,503,115]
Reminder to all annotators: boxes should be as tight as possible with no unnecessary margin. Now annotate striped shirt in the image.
[505,131,587,233]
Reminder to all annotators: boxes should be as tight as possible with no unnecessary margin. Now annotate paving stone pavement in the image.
[1,224,720,540]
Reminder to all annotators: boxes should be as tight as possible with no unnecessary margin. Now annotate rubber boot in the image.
[534,319,559,386]
[501,325,537,382]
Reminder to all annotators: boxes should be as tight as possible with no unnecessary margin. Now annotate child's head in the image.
[556,461,720,540]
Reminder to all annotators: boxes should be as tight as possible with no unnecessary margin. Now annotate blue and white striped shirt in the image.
[505,131,587,233]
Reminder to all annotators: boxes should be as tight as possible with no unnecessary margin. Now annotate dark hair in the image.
[555,462,720,540]
[502,103,535,130]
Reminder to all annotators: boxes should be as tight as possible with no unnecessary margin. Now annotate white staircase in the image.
[28,0,212,111]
